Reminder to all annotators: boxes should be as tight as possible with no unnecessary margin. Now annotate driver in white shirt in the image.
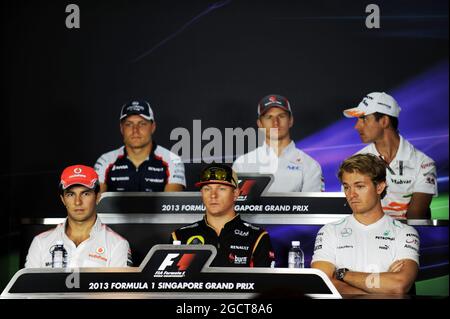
[312,154,419,295]
[233,94,324,192]
[25,164,132,268]
[343,92,437,219]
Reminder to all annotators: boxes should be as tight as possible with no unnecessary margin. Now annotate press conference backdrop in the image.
[1,0,448,293]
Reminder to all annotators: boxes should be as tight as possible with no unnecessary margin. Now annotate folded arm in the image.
[340,259,418,294]
[311,261,367,295]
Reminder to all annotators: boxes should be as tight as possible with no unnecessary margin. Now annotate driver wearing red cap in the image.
[171,164,276,267]
[25,165,133,268]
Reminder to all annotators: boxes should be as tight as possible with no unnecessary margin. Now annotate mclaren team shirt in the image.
[356,135,437,219]
[25,217,133,268]
[171,215,276,267]
[233,141,324,192]
[95,144,186,192]
[311,214,420,272]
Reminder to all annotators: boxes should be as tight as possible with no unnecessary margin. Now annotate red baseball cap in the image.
[60,165,99,190]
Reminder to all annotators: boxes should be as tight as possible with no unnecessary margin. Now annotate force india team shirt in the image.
[311,214,420,273]
[356,135,438,219]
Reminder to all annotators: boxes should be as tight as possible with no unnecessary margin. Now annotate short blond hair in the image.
[338,153,387,199]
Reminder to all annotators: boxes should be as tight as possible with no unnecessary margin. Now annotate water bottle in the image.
[288,240,304,268]
[51,240,68,268]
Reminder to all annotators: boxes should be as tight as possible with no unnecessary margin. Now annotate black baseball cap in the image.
[257,94,292,116]
[195,164,239,188]
[120,100,154,121]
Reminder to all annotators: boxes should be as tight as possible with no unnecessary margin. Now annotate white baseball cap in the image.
[343,92,401,118]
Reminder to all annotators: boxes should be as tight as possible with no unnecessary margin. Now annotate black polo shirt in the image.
[171,215,275,267]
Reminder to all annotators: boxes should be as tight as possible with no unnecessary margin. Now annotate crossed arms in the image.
[311,259,418,295]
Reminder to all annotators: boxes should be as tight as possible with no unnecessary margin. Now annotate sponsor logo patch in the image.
[112,165,128,171]
[390,178,412,185]
[230,245,249,251]
[340,228,352,237]
[337,245,354,249]
[111,176,130,181]
[234,230,249,237]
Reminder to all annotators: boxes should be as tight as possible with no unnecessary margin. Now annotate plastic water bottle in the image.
[51,241,68,268]
[288,241,304,268]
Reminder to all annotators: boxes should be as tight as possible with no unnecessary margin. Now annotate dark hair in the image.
[338,153,387,199]
[59,183,100,195]
[373,112,399,131]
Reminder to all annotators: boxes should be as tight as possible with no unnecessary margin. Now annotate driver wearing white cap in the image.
[343,92,437,219]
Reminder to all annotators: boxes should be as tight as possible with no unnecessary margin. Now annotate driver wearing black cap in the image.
[171,164,276,267]
[95,99,186,193]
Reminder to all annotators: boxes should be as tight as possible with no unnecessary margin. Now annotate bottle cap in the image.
[291,241,300,247]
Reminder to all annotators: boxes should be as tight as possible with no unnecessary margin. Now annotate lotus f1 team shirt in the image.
[95,143,186,192]
[356,135,437,219]
[311,214,420,273]
[25,217,133,268]
[233,141,324,192]
[171,215,276,268]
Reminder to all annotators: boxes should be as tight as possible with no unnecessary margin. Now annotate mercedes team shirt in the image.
[233,141,324,192]
[311,214,420,272]
[95,144,186,192]
[25,217,133,268]
[171,215,276,267]
[356,135,437,219]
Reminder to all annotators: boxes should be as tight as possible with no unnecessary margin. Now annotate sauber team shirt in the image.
[94,143,186,192]
[356,135,438,219]
[171,215,276,267]
[232,141,324,192]
[25,217,133,268]
[311,214,420,273]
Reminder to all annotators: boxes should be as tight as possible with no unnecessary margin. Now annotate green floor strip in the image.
[431,193,449,220]
[416,275,449,296]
